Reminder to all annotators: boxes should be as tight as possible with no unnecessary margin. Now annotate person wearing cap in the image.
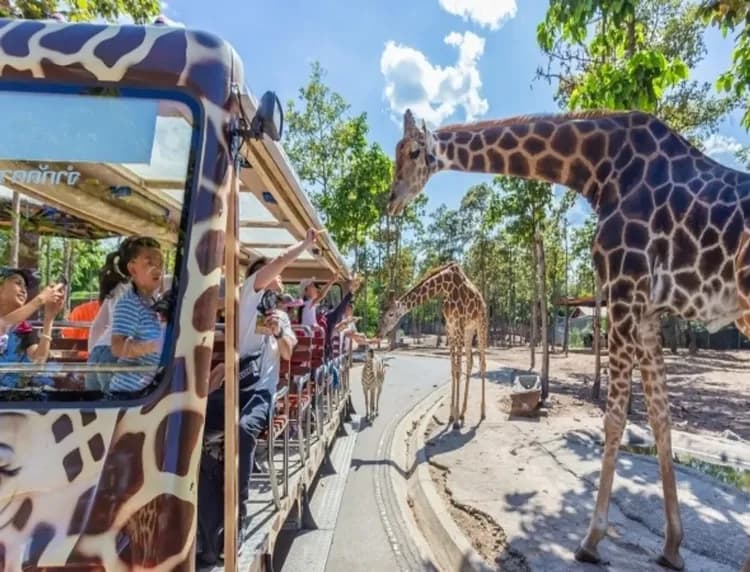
[299,274,337,327]
[0,268,65,388]
[202,227,321,533]
[278,293,304,321]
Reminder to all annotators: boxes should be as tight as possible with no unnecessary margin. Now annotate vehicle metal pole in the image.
[223,142,241,571]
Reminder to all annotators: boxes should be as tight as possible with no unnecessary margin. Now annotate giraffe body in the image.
[0,18,240,571]
[361,347,386,420]
[378,262,487,428]
[387,107,750,569]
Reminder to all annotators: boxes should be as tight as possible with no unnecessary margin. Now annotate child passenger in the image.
[104,237,165,392]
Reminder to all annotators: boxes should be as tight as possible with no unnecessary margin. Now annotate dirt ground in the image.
[396,335,750,442]
[395,336,750,570]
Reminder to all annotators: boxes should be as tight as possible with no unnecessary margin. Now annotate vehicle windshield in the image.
[0,85,197,400]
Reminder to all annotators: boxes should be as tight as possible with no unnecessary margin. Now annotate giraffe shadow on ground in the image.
[522,432,750,570]
[436,428,750,571]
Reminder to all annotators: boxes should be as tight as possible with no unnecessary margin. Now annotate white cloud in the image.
[703,133,743,158]
[438,0,517,30]
[380,31,489,127]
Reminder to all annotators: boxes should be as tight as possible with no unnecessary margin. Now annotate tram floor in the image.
[200,393,348,572]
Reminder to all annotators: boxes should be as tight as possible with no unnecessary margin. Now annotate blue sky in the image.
[163,0,750,229]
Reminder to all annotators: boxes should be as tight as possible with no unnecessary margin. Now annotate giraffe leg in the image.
[448,334,457,426]
[363,386,369,421]
[639,318,684,570]
[479,325,487,420]
[453,333,463,429]
[577,337,634,564]
[460,332,473,422]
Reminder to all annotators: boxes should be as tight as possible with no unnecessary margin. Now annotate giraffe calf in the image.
[361,347,387,421]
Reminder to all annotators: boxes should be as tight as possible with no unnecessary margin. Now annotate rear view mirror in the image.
[250,91,283,141]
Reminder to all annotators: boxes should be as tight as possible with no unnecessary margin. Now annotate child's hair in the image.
[98,236,160,302]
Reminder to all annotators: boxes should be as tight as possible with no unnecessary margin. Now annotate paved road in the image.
[278,354,450,572]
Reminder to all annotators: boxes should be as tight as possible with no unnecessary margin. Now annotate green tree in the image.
[284,61,369,216]
[4,0,160,22]
[700,0,750,128]
[325,116,392,257]
[538,0,736,141]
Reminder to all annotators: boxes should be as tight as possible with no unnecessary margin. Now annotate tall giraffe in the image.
[377,262,488,427]
[387,108,750,569]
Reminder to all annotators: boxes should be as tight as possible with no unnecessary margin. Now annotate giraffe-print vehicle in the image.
[0,15,352,572]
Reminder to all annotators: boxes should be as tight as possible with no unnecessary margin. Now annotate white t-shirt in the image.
[239,272,295,394]
[340,322,356,355]
[88,281,130,353]
[300,299,317,327]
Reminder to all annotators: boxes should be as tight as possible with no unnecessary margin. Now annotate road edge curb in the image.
[389,383,494,572]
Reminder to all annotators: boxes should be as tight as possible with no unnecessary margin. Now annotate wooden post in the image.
[563,218,570,357]
[591,270,602,400]
[9,191,19,266]
[529,242,538,371]
[536,232,549,399]
[223,154,240,572]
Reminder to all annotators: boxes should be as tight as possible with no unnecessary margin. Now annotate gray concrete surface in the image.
[280,355,450,572]
[425,362,750,572]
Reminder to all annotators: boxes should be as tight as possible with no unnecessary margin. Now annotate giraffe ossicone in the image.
[378,262,487,427]
[388,106,750,569]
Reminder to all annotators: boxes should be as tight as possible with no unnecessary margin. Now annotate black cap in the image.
[0,268,40,289]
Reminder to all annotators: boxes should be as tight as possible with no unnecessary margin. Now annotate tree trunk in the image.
[591,270,603,400]
[563,218,569,356]
[688,320,698,355]
[529,244,538,371]
[9,191,20,266]
[536,232,549,399]
[63,240,74,313]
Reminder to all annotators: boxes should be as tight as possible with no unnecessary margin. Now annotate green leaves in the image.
[538,0,735,139]
[699,1,750,128]
[13,0,160,22]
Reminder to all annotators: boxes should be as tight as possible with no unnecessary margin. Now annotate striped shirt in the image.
[109,287,164,392]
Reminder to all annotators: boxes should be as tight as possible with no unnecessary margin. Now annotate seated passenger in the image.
[337,299,367,353]
[298,275,337,327]
[322,275,361,360]
[86,246,132,390]
[107,237,166,392]
[204,228,321,530]
[0,268,65,388]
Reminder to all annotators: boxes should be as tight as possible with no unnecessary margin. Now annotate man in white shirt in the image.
[204,228,320,529]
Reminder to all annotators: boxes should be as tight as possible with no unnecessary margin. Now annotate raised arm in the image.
[0,284,64,336]
[311,274,338,304]
[254,228,322,291]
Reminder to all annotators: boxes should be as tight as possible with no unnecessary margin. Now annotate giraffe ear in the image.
[404,109,417,134]
[421,119,428,133]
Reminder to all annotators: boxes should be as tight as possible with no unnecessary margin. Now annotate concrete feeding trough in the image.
[510,374,541,417]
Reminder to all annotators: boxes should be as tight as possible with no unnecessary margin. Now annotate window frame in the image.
[0,81,206,407]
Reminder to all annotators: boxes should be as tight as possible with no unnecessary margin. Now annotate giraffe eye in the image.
[409,149,420,160]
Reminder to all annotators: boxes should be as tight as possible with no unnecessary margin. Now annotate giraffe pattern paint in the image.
[0,18,240,571]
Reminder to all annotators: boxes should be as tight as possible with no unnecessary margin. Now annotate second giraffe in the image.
[377,262,487,428]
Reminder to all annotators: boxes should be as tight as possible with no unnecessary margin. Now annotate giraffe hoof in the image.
[574,545,602,565]
[656,553,684,571]
[451,421,460,430]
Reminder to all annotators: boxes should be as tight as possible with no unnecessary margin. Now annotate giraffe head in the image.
[377,290,406,338]
[387,109,439,217]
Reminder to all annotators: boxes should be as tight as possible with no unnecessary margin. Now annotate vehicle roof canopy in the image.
[0,18,349,283]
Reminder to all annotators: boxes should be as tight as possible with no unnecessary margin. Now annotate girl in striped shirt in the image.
[107,237,165,392]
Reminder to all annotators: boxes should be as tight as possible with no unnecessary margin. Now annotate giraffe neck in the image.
[430,110,681,211]
[397,269,452,317]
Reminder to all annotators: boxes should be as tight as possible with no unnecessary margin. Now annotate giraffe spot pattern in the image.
[52,414,74,443]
